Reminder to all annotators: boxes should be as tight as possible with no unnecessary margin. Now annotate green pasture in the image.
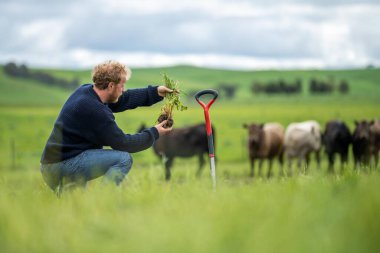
[0,98,378,170]
[0,65,379,252]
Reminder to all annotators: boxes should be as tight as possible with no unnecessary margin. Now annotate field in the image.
[0,65,379,252]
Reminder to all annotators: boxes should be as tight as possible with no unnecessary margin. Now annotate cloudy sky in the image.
[1,0,380,69]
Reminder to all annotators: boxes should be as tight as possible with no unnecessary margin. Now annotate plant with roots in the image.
[157,73,187,128]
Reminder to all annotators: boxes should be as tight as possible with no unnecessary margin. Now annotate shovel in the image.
[195,89,218,189]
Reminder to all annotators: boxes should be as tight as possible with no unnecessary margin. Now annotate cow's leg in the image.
[297,154,305,174]
[364,153,370,169]
[340,151,348,174]
[196,154,205,178]
[279,151,284,177]
[267,159,273,178]
[370,147,379,169]
[258,159,264,177]
[353,155,359,170]
[305,153,310,174]
[250,157,255,177]
[316,150,321,170]
[328,153,334,173]
[287,155,293,177]
[165,158,174,181]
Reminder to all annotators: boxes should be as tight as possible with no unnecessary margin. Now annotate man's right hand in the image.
[155,120,173,135]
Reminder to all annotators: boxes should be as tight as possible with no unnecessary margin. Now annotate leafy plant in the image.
[157,73,187,128]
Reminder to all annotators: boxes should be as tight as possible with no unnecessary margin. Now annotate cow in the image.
[243,122,284,178]
[138,123,215,180]
[284,120,322,175]
[370,119,380,167]
[353,120,374,169]
[322,120,352,173]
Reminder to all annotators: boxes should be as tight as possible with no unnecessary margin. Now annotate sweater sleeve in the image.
[95,118,159,153]
[108,85,163,113]
[99,121,159,153]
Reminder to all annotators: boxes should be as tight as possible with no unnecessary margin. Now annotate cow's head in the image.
[354,120,372,142]
[243,123,264,147]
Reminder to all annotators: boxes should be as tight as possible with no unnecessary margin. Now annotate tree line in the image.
[252,78,349,95]
[186,77,350,100]
[3,62,79,90]
[210,78,349,99]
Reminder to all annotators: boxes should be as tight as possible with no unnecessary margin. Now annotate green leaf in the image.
[159,73,187,119]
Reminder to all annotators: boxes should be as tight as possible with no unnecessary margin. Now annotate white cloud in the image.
[0,0,379,69]
[17,19,67,52]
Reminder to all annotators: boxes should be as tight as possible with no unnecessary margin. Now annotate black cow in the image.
[352,120,372,168]
[322,120,352,172]
[370,119,380,167]
[139,123,215,180]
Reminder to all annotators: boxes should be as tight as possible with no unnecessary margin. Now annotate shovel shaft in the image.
[210,157,216,188]
[207,132,215,157]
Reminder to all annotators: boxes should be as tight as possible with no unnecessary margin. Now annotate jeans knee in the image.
[40,164,61,191]
[120,152,133,168]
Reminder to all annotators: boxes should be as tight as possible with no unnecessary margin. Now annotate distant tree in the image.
[4,62,20,76]
[309,78,334,94]
[251,79,302,95]
[218,83,238,99]
[338,80,349,94]
[3,61,78,90]
[18,64,30,77]
[3,62,30,77]
[285,79,302,94]
[251,82,263,94]
[32,71,55,84]
[68,77,80,89]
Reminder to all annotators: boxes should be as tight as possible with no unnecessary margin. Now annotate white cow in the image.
[284,120,321,175]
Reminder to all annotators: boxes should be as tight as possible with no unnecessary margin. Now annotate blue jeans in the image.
[40,149,133,193]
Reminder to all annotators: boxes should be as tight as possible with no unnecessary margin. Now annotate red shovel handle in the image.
[195,89,218,157]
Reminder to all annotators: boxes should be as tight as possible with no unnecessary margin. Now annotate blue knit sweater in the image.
[41,84,163,164]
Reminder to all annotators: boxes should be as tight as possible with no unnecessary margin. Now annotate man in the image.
[40,60,173,194]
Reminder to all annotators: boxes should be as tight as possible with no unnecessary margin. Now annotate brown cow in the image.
[243,122,284,178]
[139,123,215,180]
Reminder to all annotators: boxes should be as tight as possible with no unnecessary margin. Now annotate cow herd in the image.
[139,119,380,180]
[244,119,380,178]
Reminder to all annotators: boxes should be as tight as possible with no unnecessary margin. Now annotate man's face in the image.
[108,76,126,103]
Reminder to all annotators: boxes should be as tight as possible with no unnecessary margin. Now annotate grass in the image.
[0,165,380,253]
[0,65,379,252]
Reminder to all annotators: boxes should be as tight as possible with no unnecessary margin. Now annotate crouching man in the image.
[40,60,173,195]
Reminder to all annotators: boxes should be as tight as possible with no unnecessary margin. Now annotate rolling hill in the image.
[0,65,379,106]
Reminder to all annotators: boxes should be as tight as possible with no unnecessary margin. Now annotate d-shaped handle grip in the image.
[195,89,219,110]
[194,89,219,102]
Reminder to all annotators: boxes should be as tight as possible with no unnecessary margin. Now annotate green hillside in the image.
[1,65,379,106]
[0,70,70,107]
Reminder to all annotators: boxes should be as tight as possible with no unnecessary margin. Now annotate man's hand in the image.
[155,120,173,135]
[157,86,174,97]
